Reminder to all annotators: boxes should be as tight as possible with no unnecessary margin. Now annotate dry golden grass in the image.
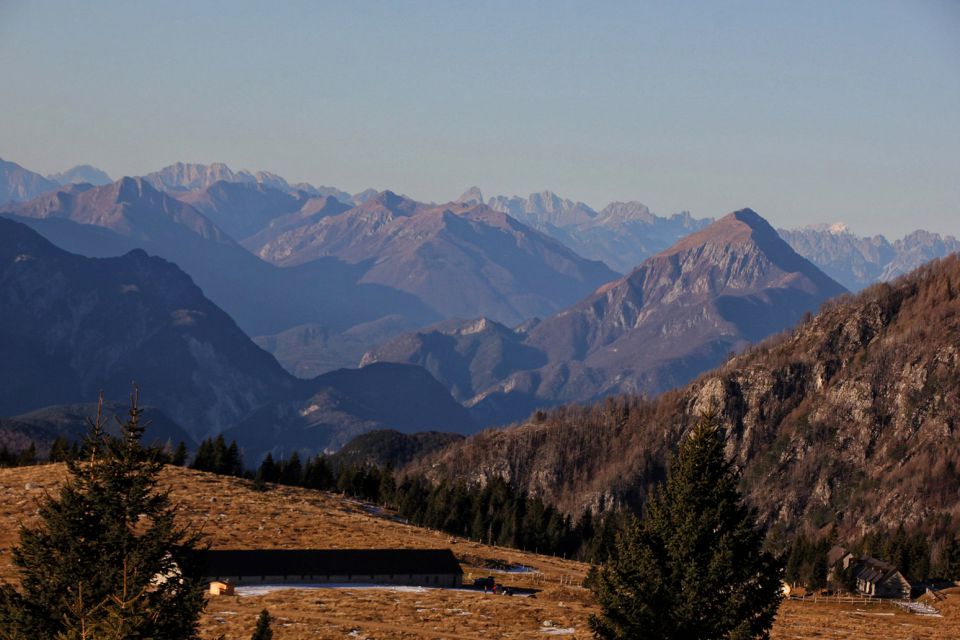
[0,464,958,638]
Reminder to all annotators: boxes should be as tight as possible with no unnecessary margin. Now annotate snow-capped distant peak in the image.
[805,221,851,235]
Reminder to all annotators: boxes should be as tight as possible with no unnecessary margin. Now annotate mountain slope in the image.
[0,158,60,204]
[0,179,438,339]
[368,209,847,425]
[360,318,547,402]
[409,254,960,537]
[252,191,619,325]
[225,362,478,459]
[0,217,473,454]
[174,179,314,241]
[0,216,295,439]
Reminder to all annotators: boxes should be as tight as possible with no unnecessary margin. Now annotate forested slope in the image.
[410,255,960,541]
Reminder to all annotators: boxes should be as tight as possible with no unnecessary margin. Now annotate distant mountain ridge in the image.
[0,177,439,342]
[479,188,713,273]
[780,224,960,291]
[250,190,620,326]
[142,161,353,202]
[47,165,112,186]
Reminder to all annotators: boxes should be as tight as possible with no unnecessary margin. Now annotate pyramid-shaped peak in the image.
[663,207,776,253]
[728,207,765,226]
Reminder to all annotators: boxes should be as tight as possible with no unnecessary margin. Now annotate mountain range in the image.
[1,156,957,460]
[407,253,960,539]
[364,209,847,424]
[780,224,960,291]
[0,177,439,342]
[249,190,619,326]
[477,188,712,273]
[0,216,473,459]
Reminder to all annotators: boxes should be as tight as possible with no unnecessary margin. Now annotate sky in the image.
[0,0,957,237]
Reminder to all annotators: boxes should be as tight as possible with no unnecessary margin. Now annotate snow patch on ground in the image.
[490,564,538,574]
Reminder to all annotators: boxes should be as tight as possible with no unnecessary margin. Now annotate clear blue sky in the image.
[1,0,957,237]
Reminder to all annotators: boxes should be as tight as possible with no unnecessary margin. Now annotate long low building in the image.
[197,549,464,588]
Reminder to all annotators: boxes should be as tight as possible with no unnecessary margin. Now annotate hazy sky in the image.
[1,1,957,237]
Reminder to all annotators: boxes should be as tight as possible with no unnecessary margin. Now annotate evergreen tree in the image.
[303,455,334,491]
[172,441,188,466]
[0,391,206,639]
[211,435,228,474]
[589,411,782,640]
[250,608,273,640]
[944,536,960,580]
[16,444,36,467]
[0,445,14,467]
[256,453,279,484]
[224,440,244,476]
[48,436,71,463]
[190,438,214,472]
[278,452,303,486]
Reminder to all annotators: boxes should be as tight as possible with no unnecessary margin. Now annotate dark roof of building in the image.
[196,549,463,578]
[853,555,906,585]
[828,545,851,566]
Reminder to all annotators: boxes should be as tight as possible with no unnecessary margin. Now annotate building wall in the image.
[207,573,461,587]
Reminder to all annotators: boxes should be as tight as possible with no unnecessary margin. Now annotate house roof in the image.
[828,545,851,566]
[196,549,463,578]
[853,555,906,586]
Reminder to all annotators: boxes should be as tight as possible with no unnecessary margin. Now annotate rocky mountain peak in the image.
[47,165,112,186]
[456,187,484,206]
[596,201,655,225]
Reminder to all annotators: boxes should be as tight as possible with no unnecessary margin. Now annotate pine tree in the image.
[48,436,71,463]
[256,453,279,484]
[172,441,188,466]
[16,443,36,467]
[250,608,273,640]
[0,390,207,639]
[225,440,244,476]
[278,451,303,485]
[191,438,214,472]
[589,410,783,640]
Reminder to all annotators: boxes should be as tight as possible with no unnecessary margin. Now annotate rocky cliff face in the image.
[410,254,960,538]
